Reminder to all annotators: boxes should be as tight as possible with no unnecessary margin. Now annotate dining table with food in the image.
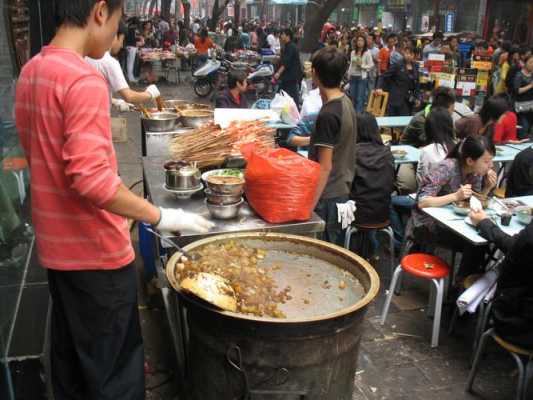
[421,194,533,245]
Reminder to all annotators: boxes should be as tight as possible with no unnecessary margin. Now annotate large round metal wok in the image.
[166,233,380,400]
[166,232,379,323]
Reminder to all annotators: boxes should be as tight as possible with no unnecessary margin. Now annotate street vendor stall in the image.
[142,157,326,399]
[137,101,332,398]
[138,46,196,83]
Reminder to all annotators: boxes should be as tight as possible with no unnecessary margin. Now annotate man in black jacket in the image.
[274,29,302,108]
[470,208,533,348]
[215,70,249,109]
[506,147,533,197]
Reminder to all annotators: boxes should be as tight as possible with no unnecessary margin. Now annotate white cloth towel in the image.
[457,269,499,315]
[337,200,357,230]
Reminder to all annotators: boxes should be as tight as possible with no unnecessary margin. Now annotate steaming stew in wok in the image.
[175,241,291,318]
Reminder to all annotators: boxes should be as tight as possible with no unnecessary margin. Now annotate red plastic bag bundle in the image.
[243,147,320,223]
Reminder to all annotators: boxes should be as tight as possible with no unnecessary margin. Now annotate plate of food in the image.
[201,168,244,182]
[391,149,407,160]
[452,200,471,215]
[515,206,532,225]
[501,199,526,212]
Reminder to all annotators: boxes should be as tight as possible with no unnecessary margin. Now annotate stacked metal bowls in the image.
[164,161,203,199]
[204,175,245,219]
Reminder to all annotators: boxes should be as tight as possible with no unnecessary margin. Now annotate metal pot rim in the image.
[166,232,380,324]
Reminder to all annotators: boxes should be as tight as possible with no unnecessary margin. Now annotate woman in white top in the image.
[416,107,456,185]
[348,34,374,113]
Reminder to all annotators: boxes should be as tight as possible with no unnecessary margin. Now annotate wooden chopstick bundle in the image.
[170,120,275,168]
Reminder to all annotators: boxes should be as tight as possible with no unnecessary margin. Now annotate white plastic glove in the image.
[337,200,357,230]
[155,208,214,234]
[145,84,161,99]
[112,98,133,112]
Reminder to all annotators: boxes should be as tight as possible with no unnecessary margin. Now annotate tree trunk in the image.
[183,0,191,28]
[148,0,158,16]
[209,0,231,31]
[161,0,172,19]
[175,0,182,18]
[234,0,241,26]
[209,0,219,31]
[258,0,267,23]
[432,0,441,32]
[301,0,343,53]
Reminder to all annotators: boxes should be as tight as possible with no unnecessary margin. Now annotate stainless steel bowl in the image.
[180,110,214,128]
[164,100,188,109]
[204,188,243,205]
[163,100,212,112]
[164,161,201,190]
[205,176,245,195]
[178,103,212,111]
[205,198,243,219]
[142,112,180,132]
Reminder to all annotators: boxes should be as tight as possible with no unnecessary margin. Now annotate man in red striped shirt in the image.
[15,1,213,398]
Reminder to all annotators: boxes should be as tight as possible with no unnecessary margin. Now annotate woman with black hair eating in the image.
[410,136,498,277]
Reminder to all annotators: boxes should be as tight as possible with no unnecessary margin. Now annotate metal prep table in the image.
[142,156,325,398]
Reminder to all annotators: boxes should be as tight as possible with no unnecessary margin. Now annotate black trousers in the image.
[47,264,144,400]
[387,101,411,116]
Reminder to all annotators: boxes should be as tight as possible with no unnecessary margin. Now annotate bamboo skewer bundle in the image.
[170,120,276,168]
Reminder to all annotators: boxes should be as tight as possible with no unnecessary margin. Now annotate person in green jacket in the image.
[400,87,456,147]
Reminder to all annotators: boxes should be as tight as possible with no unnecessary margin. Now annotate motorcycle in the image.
[193,51,275,100]
[193,57,251,98]
[192,57,223,98]
[247,63,275,99]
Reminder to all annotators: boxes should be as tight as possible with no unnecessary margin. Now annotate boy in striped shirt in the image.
[15,1,212,398]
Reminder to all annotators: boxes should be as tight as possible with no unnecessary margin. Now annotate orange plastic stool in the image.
[380,253,451,347]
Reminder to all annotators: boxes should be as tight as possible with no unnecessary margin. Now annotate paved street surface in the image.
[116,80,527,400]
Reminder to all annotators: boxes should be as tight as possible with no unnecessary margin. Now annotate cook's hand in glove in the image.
[112,98,133,112]
[155,208,214,234]
[145,84,161,99]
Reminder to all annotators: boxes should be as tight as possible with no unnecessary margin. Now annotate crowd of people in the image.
[301,43,533,355]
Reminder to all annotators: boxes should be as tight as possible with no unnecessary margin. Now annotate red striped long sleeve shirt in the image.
[15,46,134,270]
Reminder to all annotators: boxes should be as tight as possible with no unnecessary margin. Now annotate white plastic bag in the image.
[300,88,322,120]
[271,90,300,125]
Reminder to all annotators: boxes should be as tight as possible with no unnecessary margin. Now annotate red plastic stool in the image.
[380,253,451,347]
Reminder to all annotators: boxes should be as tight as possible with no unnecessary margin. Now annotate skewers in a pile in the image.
[170,120,276,168]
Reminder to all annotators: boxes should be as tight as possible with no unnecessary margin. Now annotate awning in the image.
[246,0,307,5]
[271,0,308,5]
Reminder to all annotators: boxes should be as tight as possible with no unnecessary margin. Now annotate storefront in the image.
[354,0,381,27]
[384,0,409,31]
[1,1,55,398]
[411,0,482,34]
[483,0,533,44]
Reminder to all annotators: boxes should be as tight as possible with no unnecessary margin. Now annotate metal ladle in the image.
[146,227,237,312]
[145,226,197,261]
